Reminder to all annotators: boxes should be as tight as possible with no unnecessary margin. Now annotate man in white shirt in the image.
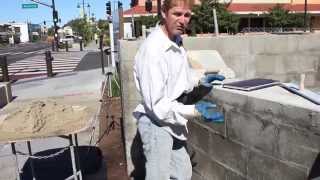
[133,0,225,179]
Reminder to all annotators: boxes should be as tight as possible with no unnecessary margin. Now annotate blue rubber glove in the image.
[195,101,224,123]
[200,74,225,87]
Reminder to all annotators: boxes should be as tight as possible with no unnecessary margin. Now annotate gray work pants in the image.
[138,115,192,180]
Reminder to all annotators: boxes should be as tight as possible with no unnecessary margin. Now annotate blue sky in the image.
[0,0,130,26]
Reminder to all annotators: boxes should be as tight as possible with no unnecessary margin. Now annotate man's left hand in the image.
[200,74,225,87]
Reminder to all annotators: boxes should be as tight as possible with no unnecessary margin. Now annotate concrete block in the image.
[188,144,228,180]
[227,110,279,158]
[263,35,297,54]
[283,54,318,73]
[211,88,248,109]
[0,82,12,108]
[254,55,283,75]
[298,35,320,52]
[247,150,307,180]
[305,71,319,87]
[222,55,253,79]
[120,60,141,102]
[249,36,266,54]
[280,105,319,132]
[208,129,249,176]
[189,143,247,180]
[188,120,211,151]
[189,120,249,175]
[215,36,250,56]
[184,37,220,51]
[192,116,226,137]
[119,40,142,61]
[278,125,320,168]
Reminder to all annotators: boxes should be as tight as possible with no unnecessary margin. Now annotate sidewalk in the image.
[0,47,108,179]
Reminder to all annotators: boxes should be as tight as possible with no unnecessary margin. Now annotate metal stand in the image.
[27,141,36,180]
[65,134,82,180]
[11,143,21,180]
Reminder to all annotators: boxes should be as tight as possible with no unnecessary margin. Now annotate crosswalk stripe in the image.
[11,59,81,64]
[0,55,82,77]
[8,62,79,68]
[4,66,76,72]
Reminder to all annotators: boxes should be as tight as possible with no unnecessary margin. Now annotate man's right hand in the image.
[195,101,224,123]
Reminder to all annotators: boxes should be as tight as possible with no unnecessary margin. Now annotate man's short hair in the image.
[161,0,195,13]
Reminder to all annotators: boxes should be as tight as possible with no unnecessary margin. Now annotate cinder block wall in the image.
[184,34,320,87]
[119,39,143,177]
[119,34,320,180]
[189,87,320,180]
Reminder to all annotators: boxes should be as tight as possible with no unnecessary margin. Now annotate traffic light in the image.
[145,0,152,12]
[43,21,46,25]
[118,1,122,9]
[53,10,59,23]
[106,1,111,15]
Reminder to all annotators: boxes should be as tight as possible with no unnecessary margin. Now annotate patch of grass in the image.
[111,74,121,97]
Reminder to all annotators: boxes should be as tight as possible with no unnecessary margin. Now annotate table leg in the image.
[27,141,36,180]
[11,142,21,180]
[74,134,83,180]
[69,135,78,180]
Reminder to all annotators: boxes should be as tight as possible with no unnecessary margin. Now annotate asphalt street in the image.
[0,42,50,64]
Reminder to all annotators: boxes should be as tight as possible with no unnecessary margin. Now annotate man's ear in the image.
[161,10,166,20]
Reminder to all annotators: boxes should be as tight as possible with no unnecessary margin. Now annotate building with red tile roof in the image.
[121,0,320,37]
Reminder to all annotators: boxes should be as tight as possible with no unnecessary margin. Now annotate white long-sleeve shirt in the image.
[133,26,202,140]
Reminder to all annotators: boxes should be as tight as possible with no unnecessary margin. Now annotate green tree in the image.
[266,4,310,30]
[96,20,110,46]
[97,19,109,35]
[64,18,93,45]
[266,4,290,28]
[190,0,239,35]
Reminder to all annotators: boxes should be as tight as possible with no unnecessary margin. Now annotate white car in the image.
[59,35,74,45]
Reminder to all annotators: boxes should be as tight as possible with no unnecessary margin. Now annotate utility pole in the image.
[213,8,219,36]
[209,0,219,36]
[304,0,308,32]
[82,0,85,17]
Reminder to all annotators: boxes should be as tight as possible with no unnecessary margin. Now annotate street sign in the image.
[22,3,38,9]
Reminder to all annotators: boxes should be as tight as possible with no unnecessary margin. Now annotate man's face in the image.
[162,3,192,39]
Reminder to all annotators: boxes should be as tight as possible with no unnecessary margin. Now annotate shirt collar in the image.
[155,25,181,51]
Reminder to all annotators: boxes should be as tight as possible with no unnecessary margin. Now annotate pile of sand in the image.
[0,100,91,141]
